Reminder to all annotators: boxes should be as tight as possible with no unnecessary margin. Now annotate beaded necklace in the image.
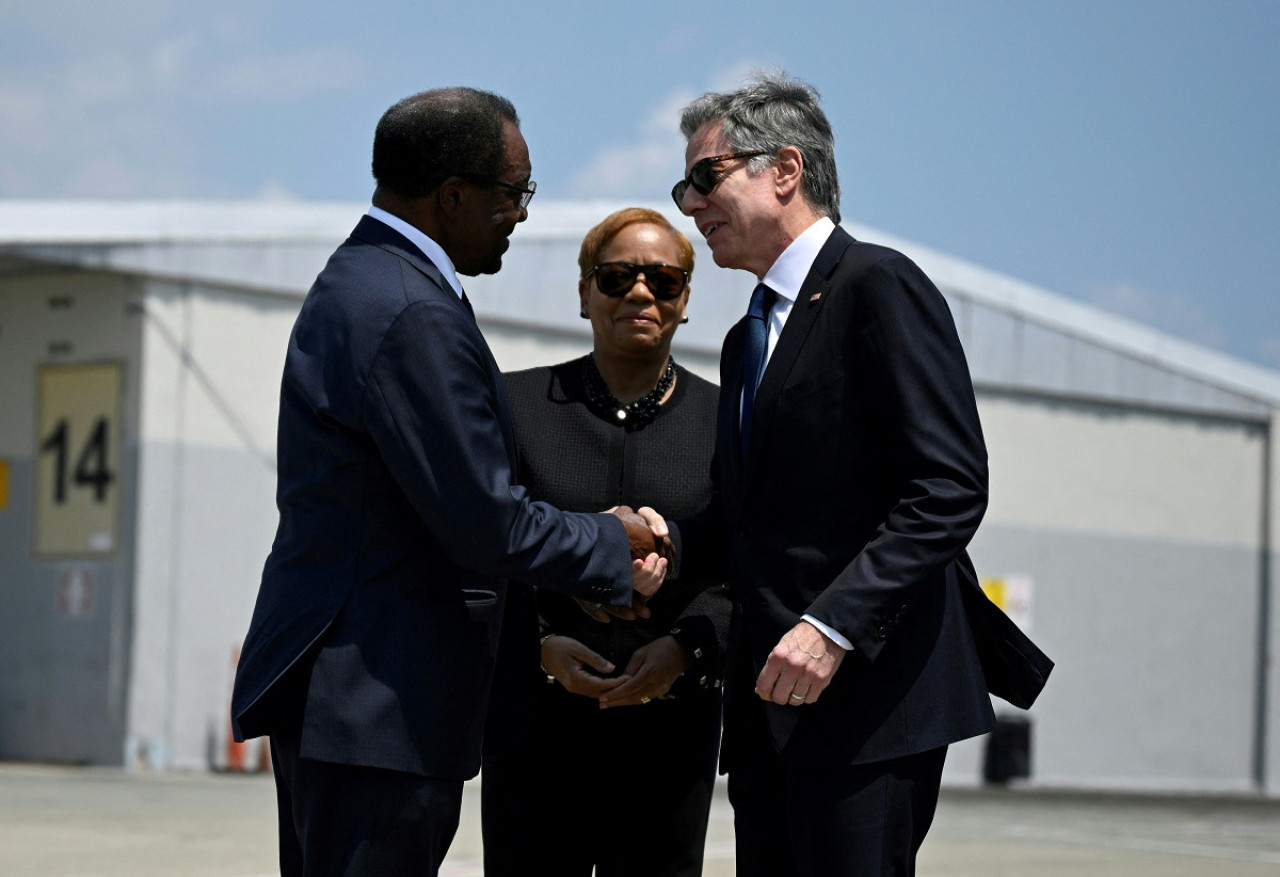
[582,354,676,429]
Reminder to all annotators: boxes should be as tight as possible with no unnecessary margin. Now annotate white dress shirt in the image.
[366,206,465,300]
[751,216,854,652]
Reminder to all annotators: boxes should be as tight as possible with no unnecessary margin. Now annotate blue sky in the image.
[2,0,1277,369]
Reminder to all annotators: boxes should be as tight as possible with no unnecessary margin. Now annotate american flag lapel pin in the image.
[809,291,823,303]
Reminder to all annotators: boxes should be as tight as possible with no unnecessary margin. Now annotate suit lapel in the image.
[350,214,515,462]
[742,226,855,482]
[718,318,749,513]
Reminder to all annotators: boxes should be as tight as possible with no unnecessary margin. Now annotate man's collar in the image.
[366,205,465,299]
[760,216,837,303]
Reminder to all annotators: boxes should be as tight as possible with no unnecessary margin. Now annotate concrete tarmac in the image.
[2,762,1280,875]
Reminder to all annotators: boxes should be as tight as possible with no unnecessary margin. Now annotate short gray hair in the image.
[679,71,841,223]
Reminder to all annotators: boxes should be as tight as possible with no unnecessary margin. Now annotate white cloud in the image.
[0,84,54,147]
[564,89,694,200]
[63,157,149,199]
[0,0,177,47]
[1087,283,1227,350]
[64,52,142,101]
[564,61,775,201]
[253,181,299,202]
[210,47,367,102]
[707,60,775,92]
[46,26,364,105]
[150,33,203,93]
[0,5,367,198]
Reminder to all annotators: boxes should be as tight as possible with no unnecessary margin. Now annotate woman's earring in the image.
[680,316,689,324]
[580,309,589,319]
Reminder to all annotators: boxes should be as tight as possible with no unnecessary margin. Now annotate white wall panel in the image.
[136,281,294,451]
[980,394,1265,546]
[968,526,1260,792]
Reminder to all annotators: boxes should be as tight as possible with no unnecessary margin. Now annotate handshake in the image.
[581,505,674,622]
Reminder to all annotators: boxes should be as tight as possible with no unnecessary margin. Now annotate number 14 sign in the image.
[35,363,122,557]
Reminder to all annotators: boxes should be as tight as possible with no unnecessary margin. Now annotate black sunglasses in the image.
[671,150,770,207]
[585,262,689,301]
[464,176,537,209]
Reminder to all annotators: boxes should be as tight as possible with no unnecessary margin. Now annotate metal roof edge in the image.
[0,199,362,243]
[840,222,1280,409]
[1,199,1275,407]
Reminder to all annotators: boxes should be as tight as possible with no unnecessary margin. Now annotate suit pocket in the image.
[779,368,842,405]
[462,588,499,606]
[461,588,500,622]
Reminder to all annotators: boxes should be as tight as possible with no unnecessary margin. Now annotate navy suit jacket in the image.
[678,226,996,770]
[231,216,633,780]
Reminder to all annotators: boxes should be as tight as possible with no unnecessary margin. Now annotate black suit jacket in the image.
[231,216,634,780]
[678,226,997,770]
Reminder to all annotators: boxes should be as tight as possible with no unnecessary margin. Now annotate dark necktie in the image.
[460,290,475,316]
[740,282,775,453]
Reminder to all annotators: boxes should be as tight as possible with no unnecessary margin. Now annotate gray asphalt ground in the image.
[3,763,1280,876]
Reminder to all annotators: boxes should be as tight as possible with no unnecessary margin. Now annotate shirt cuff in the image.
[802,614,853,651]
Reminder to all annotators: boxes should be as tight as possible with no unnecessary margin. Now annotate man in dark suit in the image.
[230,88,669,876]
[670,73,996,875]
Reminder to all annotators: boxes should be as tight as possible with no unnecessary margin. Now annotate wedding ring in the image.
[640,696,651,704]
[789,692,806,702]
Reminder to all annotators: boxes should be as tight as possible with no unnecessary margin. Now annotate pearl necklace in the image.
[582,354,676,429]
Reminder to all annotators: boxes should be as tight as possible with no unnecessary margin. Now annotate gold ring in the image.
[789,692,806,702]
[640,696,651,704]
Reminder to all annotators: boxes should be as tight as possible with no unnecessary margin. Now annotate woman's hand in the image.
[540,635,626,699]
[598,635,688,709]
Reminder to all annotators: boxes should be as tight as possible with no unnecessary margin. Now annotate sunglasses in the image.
[671,150,770,207]
[585,261,689,301]
[463,175,537,209]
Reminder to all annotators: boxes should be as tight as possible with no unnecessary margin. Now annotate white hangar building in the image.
[0,200,1277,796]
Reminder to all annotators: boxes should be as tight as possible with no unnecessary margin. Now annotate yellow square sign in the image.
[34,363,123,556]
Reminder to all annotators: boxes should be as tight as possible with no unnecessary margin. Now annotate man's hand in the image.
[574,593,650,623]
[754,620,846,706]
[635,506,676,563]
[609,506,673,599]
[609,505,672,557]
[540,635,627,699]
[598,635,689,709]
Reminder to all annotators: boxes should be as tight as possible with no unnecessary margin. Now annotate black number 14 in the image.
[40,417,115,504]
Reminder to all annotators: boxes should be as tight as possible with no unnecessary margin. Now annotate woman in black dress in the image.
[481,207,728,877]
